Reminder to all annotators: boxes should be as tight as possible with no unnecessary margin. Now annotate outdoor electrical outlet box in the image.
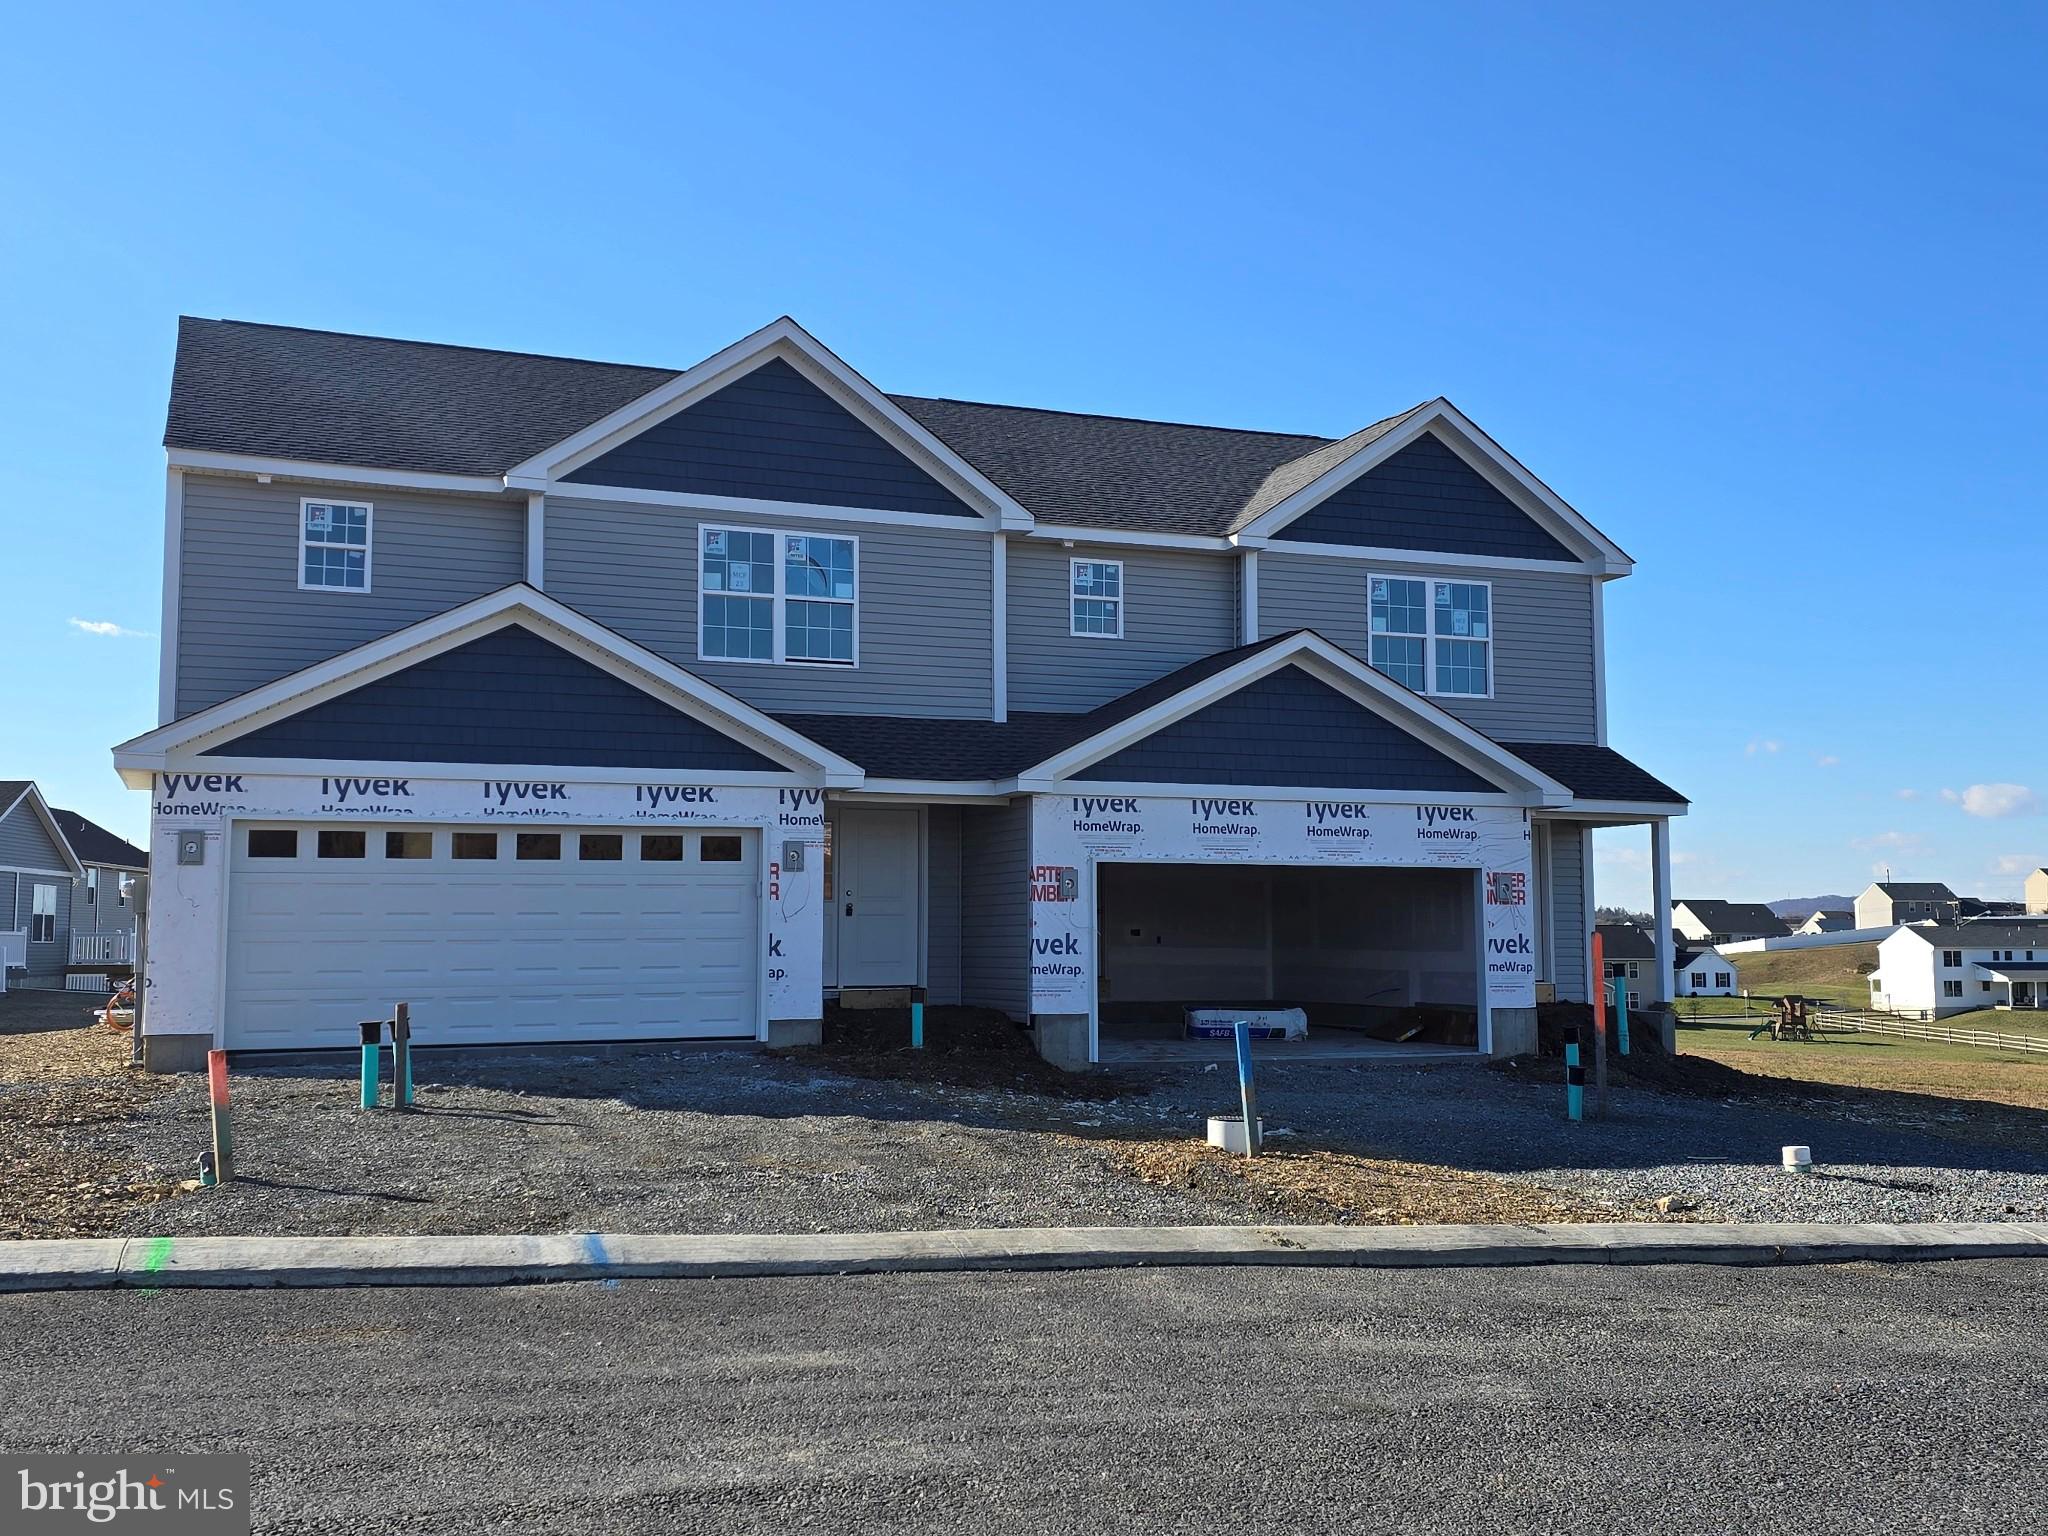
[1055,867,1078,901]
[176,831,206,866]
[781,840,805,872]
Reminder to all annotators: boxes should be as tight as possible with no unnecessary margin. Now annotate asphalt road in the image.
[5,1261,2044,1534]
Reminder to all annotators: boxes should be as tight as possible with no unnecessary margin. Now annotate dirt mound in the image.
[1100,1137,1658,1225]
[1499,1000,1818,1101]
[781,1004,1130,1101]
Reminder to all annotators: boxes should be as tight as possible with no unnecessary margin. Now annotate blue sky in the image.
[2,2,2042,908]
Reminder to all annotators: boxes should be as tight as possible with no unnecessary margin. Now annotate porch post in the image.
[1651,817,1674,1003]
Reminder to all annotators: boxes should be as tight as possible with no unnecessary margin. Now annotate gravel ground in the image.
[10,1262,2046,1534]
[99,1044,2048,1236]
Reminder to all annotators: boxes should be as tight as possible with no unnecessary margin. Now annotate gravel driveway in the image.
[87,1041,2048,1237]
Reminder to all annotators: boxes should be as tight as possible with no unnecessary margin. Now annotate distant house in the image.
[1671,900,1789,945]
[1595,923,1658,1010]
[2029,869,2048,916]
[1674,943,1739,997]
[49,808,148,966]
[1870,923,2048,1017]
[1854,881,1959,929]
[0,780,87,990]
[1788,910,1852,936]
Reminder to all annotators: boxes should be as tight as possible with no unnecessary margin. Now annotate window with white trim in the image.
[1070,559,1123,637]
[30,884,56,944]
[1368,576,1491,696]
[699,525,857,666]
[85,868,97,907]
[1690,971,1707,988]
[1943,979,1964,999]
[300,499,371,591]
[1715,971,1732,988]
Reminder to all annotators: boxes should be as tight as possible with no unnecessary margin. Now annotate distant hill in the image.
[1768,895,1853,917]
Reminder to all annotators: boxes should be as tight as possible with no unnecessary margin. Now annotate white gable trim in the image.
[1013,632,1571,803]
[110,585,865,789]
[0,784,87,880]
[1233,400,1633,575]
[504,317,1036,532]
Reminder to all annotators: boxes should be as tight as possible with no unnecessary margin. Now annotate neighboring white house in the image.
[1854,880,1959,930]
[1674,944,1739,997]
[2024,868,2048,915]
[1671,900,1788,945]
[1869,923,2048,1018]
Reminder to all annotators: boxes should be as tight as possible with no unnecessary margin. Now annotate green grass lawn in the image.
[1720,942,1881,1007]
[1678,1018,2048,1107]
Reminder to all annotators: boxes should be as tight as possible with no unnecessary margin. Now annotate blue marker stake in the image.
[1233,1019,1261,1157]
[911,1001,924,1050]
[1613,981,1631,1057]
[358,1021,381,1110]
[1564,1030,1585,1122]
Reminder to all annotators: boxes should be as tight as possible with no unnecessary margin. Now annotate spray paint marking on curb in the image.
[132,1236,174,1294]
[582,1233,619,1288]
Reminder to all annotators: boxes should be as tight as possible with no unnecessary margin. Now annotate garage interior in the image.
[1095,862,1483,1062]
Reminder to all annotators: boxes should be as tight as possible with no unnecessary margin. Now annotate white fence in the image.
[65,973,111,992]
[1719,926,1896,955]
[1816,1007,2048,1056]
[69,931,135,966]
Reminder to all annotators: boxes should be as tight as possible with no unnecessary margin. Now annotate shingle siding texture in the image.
[1257,552,1600,744]
[566,359,978,518]
[175,476,526,718]
[1006,540,1239,711]
[1074,669,1497,791]
[959,800,1030,1019]
[545,497,993,719]
[206,625,786,771]
[1271,432,1579,561]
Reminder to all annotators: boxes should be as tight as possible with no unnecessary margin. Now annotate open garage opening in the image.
[1094,862,1485,1064]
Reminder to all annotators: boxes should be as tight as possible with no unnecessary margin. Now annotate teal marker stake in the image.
[1564,1030,1585,1122]
[911,1001,924,1050]
[358,1021,382,1109]
[1613,982,1631,1057]
[1233,1019,1261,1157]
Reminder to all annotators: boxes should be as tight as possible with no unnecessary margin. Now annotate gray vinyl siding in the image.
[1547,822,1588,1002]
[73,866,141,939]
[15,874,71,979]
[1257,552,1600,743]
[546,497,994,718]
[1006,539,1237,712]
[175,475,527,717]
[0,799,70,871]
[959,799,1030,1019]
[925,806,963,1006]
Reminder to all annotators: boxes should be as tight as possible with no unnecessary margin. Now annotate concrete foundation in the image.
[1487,1006,1538,1058]
[765,1017,824,1048]
[1031,1013,1092,1072]
[141,1033,210,1073]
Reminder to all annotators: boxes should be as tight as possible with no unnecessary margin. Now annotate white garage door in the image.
[226,823,759,1050]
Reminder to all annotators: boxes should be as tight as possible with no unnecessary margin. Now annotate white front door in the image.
[826,807,921,989]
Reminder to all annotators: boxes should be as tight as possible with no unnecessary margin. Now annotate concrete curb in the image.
[4,1222,2048,1293]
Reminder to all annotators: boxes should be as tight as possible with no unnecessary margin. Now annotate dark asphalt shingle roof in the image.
[1671,900,1788,936]
[165,318,1445,537]
[1905,922,2048,947]
[1595,923,1658,960]
[1869,882,1958,901]
[1494,742,1687,805]
[49,809,148,870]
[0,780,31,818]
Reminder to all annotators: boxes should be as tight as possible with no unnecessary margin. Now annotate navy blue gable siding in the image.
[206,625,788,771]
[563,357,979,518]
[1072,667,1498,790]
[1271,432,1578,561]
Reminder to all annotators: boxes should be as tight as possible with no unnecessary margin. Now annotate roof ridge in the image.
[182,316,682,379]
[891,392,1336,443]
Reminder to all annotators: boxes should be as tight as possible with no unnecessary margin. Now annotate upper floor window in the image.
[1368,577,1493,697]
[85,868,97,906]
[300,499,371,591]
[1071,559,1123,638]
[1942,949,1962,967]
[699,525,857,667]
